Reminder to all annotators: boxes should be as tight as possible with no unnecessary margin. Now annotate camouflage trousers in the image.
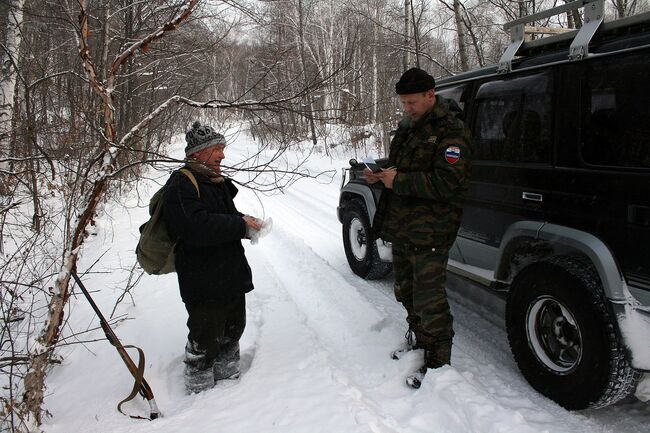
[392,243,454,351]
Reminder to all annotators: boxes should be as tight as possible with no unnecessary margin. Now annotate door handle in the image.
[628,205,649,226]
[522,192,543,202]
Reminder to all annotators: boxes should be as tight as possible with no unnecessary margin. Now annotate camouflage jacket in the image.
[373,96,472,249]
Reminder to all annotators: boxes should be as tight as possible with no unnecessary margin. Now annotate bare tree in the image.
[20,0,201,427]
[296,0,319,146]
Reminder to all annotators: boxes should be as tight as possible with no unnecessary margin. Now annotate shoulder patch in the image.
[427,135,438,144]
[444,145,461,164]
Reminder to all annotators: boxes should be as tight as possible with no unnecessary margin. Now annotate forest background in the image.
[1,0,647,431]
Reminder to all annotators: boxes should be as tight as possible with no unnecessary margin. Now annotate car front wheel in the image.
[342,199,392,280]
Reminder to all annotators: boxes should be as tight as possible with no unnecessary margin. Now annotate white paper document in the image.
[361,156,381,173]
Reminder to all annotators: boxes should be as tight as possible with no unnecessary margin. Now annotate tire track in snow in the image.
[247,223,592,433]
[254,186,340,240]
[246,235,405,433]
[233,143,649,433]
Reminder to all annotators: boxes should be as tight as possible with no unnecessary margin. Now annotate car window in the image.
[436,85,466,110]
[580,53,650,169]
[473,72,553,164]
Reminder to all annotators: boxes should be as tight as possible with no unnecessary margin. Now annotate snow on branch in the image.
[110,0,200,79]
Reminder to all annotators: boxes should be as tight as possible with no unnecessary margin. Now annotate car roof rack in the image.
[498,0,604,74]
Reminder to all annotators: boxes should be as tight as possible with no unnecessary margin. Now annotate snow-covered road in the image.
[42,134,649,433]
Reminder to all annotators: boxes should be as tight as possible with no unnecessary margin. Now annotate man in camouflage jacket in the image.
[365,67,472,389]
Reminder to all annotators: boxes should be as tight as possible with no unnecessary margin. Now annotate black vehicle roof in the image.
[437,11,650,87]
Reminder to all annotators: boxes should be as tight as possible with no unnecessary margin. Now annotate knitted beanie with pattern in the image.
[184,121,225,157]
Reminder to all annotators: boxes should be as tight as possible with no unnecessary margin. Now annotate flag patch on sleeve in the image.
[445,146,461,164]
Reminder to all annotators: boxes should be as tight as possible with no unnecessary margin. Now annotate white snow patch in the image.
[618,305,650,370]
[636,374,650,402]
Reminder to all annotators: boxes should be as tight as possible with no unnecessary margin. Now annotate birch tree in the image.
[452,0,470,70]
[0,0,24,178]
[21,1,201,427]
[404,0,412,68]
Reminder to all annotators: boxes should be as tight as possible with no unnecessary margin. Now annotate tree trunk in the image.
[0,0,25,174]
[562,0,582,28]
[372,9,378,124]
[615,0,627,18]
[24,84,42,232]
[296,0,318,146]
[100,3,111,81]
[409,0,421,67]
[518,0,528,17]
[453,0,469,71]
[403,0,411,70]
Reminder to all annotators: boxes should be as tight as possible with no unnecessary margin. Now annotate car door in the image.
[456,70,555,273]
[555,52,650,303]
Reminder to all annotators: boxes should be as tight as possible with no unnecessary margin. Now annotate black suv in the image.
[338,1,650,410]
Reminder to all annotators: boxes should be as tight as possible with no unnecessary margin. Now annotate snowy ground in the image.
[42,132,649,433]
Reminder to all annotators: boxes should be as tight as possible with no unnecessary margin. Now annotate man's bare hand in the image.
[377,168,397,189]
[363,168,381,184]
[243,216,263,231]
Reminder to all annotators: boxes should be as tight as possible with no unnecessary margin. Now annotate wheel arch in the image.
[496,222,626,300]
[338,183,377,223]
[497,222,650,371]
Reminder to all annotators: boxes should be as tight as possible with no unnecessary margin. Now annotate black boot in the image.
[405,340,452,389]
[406,365,428,389]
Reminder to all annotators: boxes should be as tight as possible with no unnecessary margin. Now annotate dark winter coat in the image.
[373,96,472,249]
[162,167,254,304]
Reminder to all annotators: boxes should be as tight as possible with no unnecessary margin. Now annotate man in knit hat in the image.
[365,67,472,388]
[163,121,262,393]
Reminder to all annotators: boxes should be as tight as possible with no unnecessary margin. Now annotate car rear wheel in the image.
[506,256,639,410]
[342,199,392,280]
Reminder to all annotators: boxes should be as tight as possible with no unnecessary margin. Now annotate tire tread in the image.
[342,199,392,280]
[506,255,639,409]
